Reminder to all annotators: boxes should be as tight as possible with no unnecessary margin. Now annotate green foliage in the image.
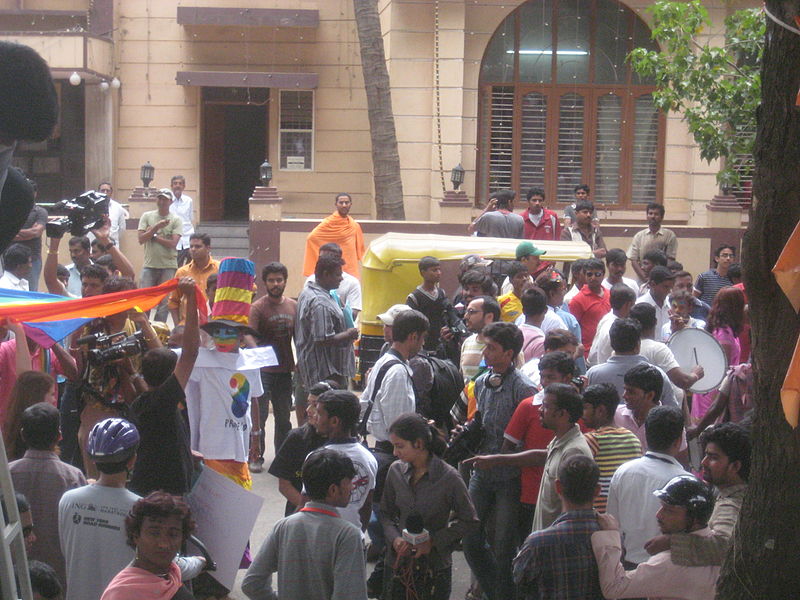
[629,0,764,189]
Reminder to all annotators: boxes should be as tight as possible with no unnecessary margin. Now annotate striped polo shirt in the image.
[585,426,643,512]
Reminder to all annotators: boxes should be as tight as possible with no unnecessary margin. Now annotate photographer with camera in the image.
[461,322,535,600]
[72,276,163,478]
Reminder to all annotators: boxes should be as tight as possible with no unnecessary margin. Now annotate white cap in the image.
[377,304,413,326]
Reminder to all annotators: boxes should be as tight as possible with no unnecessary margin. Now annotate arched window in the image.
[477,0,665,208]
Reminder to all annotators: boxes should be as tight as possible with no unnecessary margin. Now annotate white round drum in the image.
[667,327,728,393]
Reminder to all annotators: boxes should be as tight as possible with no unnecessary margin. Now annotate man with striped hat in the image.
[182,258,275,490]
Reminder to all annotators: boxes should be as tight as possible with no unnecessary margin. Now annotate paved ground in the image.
[224,413,473,599]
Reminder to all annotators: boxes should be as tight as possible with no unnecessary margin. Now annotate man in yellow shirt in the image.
[498,261,531,322]
[168,233,219,324]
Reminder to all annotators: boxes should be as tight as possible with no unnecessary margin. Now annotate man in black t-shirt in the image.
[267,381,330,515]
[13,198,47,291]
[407,256,449,354]
[129,277,200,496]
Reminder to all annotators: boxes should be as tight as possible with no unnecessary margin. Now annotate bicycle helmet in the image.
[653,474,715,524]
[87,418,140,463]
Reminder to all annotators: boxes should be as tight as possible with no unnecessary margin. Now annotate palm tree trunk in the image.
[353,0,405,220]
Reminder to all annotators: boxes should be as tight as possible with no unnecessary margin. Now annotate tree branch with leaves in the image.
[629,0,764,191]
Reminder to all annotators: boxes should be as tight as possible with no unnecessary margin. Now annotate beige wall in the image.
[114,0,376,221]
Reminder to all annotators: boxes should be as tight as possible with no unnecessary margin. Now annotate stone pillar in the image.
[432,189,472,225]
[706,191,744,229]
[249,186,283,222]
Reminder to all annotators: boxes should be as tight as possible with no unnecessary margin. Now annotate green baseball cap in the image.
[516,241,547,260]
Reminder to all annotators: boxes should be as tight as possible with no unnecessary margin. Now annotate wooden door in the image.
[201,104,225,222]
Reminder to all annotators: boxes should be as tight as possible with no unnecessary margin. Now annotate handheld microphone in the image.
[402,513,430,546]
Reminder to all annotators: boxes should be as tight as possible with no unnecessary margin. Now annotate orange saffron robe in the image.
[302,212,365,278]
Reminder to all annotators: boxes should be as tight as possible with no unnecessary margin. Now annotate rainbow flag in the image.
[0,279,207,347]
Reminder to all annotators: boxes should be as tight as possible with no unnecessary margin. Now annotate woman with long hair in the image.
[692,286,746,420]
[380,413,478,600]
[2,370,55,460]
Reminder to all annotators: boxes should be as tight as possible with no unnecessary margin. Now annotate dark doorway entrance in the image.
[200,87,267,221]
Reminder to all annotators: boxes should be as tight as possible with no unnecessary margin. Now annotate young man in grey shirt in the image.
[243,449,368,600]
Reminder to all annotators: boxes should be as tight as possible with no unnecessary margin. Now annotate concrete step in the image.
[197,222,250,259]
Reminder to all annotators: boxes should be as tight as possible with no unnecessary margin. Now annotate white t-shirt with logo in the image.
[308,441,377,531]
[58,484,140,600]
[184,347,265,463]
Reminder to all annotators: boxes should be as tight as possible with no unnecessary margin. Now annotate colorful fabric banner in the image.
[774,220,800,427]
[0,280,207,347]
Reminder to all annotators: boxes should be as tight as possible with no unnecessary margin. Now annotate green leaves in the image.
[629,0,764,188]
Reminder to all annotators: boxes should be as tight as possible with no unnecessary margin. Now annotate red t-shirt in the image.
[522,208,562,241]
[569,286,611,357]
[504,394,555,504]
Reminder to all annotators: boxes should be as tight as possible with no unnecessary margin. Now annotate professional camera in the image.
[77,330,148,365]
[45,191,109,238]
[443,412,484,467]
[442,305,468,340]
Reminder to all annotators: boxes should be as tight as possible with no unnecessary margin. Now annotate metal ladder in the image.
[0,430,31,600]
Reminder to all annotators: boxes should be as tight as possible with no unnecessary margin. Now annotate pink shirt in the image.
[0,339,62,426]
[614,405,687,452]
[592,528,720,599]
[519,324,546,363]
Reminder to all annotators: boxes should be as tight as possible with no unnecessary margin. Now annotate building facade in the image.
[1,0,753,288]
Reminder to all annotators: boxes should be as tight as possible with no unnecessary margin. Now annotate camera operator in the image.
[70,276,163,478]
[44,216,134,297]
[457,296,501,383]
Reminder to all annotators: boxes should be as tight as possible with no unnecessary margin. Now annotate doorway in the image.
[200,87,268,221]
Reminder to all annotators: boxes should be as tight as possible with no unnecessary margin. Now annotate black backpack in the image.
[417,354,462,430]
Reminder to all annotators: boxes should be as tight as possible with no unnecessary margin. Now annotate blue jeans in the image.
[29,253,42,292]
[462,471,521,600]
[257,371,293,456]
[140,267,176,322]
[368,506,385,551]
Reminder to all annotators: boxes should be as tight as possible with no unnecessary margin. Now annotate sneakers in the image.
[249,458,264,473]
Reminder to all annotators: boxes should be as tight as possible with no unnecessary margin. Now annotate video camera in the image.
[77,330,148,365]
[44,191,109,238]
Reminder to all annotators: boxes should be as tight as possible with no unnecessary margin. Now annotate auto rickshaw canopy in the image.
[360,232,593,331]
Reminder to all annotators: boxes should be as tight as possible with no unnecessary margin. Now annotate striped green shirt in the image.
[585,427,643,512]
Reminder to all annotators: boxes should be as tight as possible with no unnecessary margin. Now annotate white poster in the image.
[186,466,264,590]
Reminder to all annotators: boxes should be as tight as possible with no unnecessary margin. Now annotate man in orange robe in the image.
[303,193,365,278]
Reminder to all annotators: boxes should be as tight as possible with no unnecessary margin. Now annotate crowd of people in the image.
[0,183,753,600]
